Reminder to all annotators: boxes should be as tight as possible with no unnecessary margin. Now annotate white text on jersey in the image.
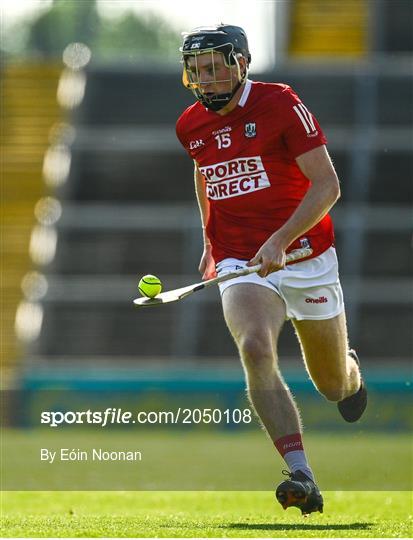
[200,156,270,200]
[189,139,205,150]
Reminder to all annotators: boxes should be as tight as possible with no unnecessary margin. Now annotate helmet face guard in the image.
[182,44,245,111]
[180,24,251,112]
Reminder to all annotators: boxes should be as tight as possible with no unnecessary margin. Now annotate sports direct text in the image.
[200,156,270,200]
[40,407,252,427]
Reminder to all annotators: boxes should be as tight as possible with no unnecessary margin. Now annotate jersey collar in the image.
[238,79,252,108]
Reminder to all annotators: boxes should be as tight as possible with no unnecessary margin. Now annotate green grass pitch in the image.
[2,429,412,537]
[1,490,412,537]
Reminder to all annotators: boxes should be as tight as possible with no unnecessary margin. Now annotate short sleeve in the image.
[279,87,327,159]
[175,113,187,149]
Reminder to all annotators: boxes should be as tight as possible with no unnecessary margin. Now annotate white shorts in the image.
[216,247,344,321]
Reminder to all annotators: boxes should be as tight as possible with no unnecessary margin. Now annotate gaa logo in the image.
[189,139,204,149]
[244,122,256,138]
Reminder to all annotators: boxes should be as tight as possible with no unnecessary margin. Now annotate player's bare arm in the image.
[194,162,215,279]
[249,145,340,277]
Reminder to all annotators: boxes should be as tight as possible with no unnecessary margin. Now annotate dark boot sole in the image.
[276,480,323,515]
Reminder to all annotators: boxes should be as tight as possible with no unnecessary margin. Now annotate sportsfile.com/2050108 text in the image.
[40,408,253,427]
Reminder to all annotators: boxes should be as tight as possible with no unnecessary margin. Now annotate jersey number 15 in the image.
[214,133,231,149]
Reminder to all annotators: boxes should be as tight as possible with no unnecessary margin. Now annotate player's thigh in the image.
[221,283,286,351]
[292,310,349,385]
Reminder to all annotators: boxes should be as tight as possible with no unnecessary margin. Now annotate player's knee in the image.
[238,334,274,367]
[238,333,273,362]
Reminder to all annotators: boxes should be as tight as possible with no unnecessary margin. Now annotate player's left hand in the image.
[199,243,217,280]
[247,236,287,277]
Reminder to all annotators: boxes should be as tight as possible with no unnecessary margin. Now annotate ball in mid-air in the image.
[138,274,162,298]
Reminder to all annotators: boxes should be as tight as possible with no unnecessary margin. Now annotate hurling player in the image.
[176,24,367,515]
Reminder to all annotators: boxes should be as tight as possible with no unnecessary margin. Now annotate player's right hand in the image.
[199,243,216,280]
[247,234,287,277]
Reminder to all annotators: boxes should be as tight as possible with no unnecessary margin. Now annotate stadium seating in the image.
[30,61,412,363]
[1,64,62,378]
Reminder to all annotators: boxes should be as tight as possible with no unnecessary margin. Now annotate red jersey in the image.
[176,80,335,264]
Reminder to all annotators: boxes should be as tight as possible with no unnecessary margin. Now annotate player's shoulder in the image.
[176,101,204,138]
[250,81,305,125]
[251,80,301,103]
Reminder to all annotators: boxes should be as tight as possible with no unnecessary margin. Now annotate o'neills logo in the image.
[305,296,328,304]
[283,441,302,450]
[199,156,270,200]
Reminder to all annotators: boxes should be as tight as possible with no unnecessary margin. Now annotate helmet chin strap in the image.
[199,80,242,111]
[184,50,247,112]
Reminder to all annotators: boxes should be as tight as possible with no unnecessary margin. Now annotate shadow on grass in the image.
[226,522,373,531]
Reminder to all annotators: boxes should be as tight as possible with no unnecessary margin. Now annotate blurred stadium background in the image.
[1,0,412,467]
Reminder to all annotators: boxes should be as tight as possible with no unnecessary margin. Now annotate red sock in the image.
[274,433,314,481]
[274,433,304,456]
